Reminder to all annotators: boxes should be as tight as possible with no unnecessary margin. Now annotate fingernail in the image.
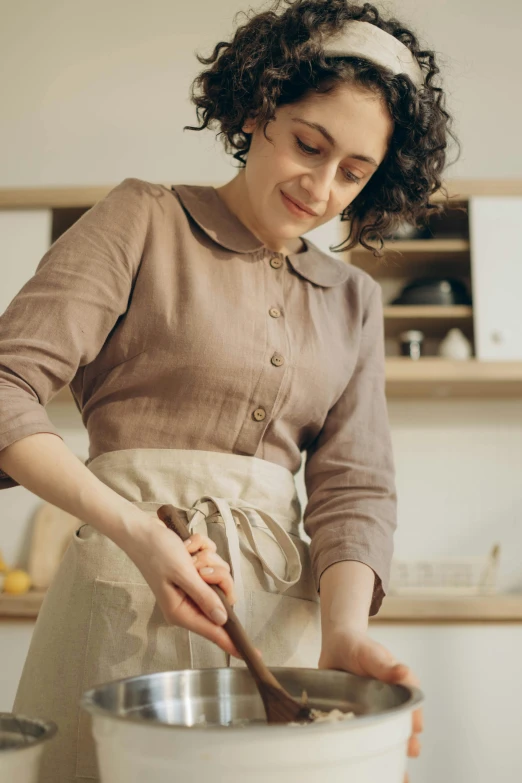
[185,538,192,545]
[210,607,227,625]
[201,567,214,575]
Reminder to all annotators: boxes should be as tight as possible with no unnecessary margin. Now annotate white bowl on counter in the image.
[82,667,422,783]
[0,713,57,783]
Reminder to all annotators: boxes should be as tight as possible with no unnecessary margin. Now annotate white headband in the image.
[321,20,424,89]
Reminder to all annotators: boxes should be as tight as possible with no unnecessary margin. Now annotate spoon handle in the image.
[157,504,284,692]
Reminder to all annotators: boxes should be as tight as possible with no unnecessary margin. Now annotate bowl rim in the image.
[0,712,58,753]
[80,666,424,732]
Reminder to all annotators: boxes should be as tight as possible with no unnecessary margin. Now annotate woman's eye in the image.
[296,137,319,155]
[343,170,362,184]
[295,137,362,185]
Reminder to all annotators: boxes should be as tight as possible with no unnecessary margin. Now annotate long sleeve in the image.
[303,281,396,616]
[0,178,150,489]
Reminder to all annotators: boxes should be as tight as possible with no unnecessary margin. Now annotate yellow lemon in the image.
[3,569,32,595]
[0,549,7,572]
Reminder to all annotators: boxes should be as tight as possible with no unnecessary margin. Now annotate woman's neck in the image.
[215,174,305,255]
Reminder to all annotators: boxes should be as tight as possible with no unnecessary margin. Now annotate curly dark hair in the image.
[184,0,460,255]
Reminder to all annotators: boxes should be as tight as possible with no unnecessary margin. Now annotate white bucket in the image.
[0,713,57,783]
[83,668,422,783]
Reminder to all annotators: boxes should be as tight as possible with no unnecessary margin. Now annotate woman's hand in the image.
[319,629,422,783]
[121,513,240,657]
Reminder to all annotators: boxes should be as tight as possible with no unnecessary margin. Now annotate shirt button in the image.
[252,407,266,422]
[271,353,284,367]
[270,257,283,269]
[269,307,281,318]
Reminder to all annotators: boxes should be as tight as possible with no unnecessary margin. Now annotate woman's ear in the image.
[242,116,257,134]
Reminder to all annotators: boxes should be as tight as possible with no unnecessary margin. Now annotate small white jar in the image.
[438,328,472,360]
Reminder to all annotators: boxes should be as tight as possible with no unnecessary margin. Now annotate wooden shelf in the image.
[3,589,522,623]
[383,305,473,339]
[349,239,471,278]
[367,239,470,254]
[45,360,522,404]
[1,179,521,210]
[384,305,472,319]
[385,358,522,398]
[374,595,522,623]
[0,186,112,210]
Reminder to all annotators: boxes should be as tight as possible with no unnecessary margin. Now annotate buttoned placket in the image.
[232,251,290,456]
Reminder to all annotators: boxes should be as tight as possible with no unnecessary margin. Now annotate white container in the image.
[83,668,423,783]
[0,713,57,783]
[438,328,472,360]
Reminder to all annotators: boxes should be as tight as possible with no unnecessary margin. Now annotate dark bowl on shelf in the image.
[391,278,472,306]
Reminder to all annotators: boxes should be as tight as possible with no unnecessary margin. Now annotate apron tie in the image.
[186,495,302,628]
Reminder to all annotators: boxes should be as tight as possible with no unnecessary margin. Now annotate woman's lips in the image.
[280,190,316,219]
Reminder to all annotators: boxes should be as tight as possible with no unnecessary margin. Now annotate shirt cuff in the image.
[0,417,63,490]
[312,541,391,617]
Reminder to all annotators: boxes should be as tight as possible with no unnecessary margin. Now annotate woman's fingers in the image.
[160,586,240,657]
[408,734,421,757]
[412,707,423,734]
[134,520,242,656]
[174,564,233,626]
[389,664,423,748]
[184,533,217,555]
[196,564,237,605]
[186,545,236,604]
[168,529,237,621]
[192,550,231,572]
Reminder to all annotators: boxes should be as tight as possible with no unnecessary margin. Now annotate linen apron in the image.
[13,449,321,783]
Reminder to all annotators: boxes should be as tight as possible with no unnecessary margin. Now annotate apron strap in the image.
[231,505,302,590]
[187,496,247,627]
[187,495,303,627]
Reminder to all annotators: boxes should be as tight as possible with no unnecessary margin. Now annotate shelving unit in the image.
[346,181,522,388]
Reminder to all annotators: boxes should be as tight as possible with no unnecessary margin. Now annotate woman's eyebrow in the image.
[292,117,379,168]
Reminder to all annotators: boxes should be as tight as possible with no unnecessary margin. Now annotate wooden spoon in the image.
[157,503,313,725]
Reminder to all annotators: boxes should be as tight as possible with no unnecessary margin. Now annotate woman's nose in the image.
[300,166,336,207]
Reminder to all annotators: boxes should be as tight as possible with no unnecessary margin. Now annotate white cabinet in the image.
[469,197,522,360]
[371,623,522,783]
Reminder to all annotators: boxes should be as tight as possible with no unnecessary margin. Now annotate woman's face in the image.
[238,83,393,252]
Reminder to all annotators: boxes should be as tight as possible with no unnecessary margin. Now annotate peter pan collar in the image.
[171,183,351,288]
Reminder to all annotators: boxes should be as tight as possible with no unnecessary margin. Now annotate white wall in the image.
[1,1,522,780]
[1,0,521,187]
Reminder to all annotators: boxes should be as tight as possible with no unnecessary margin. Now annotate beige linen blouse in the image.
[0,177,396,613]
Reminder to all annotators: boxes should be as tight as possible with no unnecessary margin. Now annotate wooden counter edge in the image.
[0,590,47,619]
[374,595,522,623]
[3,591,522,623]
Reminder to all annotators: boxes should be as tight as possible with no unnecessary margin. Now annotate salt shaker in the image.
[399,330,424,360]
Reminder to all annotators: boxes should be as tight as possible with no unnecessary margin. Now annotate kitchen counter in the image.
[3,590,522,622]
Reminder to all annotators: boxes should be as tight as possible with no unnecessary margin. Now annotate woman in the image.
[0,1,456,781]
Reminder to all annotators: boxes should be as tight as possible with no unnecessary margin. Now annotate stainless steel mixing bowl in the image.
[0,713,57,751]
[82,667,422,729]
